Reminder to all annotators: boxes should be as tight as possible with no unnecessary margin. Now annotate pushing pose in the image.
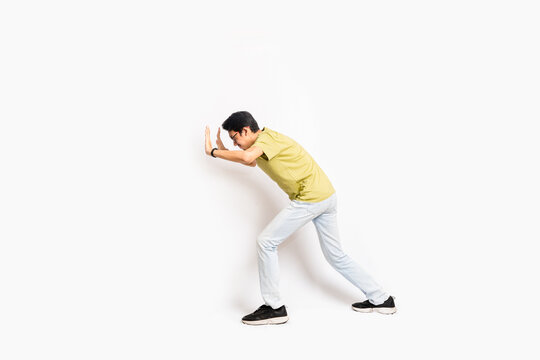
[205,111,396,325]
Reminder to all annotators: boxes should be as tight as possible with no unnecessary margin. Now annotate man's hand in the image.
[216,128,228,150]
[205,125,263,166]
[205,126,214,156]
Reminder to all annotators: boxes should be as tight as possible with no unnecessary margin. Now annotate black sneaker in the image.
[352,296,396,314]
[241,305,289,325]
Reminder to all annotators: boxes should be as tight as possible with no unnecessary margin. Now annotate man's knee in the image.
[257,233,272,250]
[258,231,282,252]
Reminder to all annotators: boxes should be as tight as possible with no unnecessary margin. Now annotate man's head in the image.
[222,111,261,150]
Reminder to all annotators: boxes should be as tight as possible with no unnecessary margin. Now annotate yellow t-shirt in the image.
[252,128,335,202]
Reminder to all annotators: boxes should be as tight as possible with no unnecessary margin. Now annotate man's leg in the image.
[257,201,315,309]
[312,195,389,305]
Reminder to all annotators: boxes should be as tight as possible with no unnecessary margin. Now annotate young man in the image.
[205,111,396,325]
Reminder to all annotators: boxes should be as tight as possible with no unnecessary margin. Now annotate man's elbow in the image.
[241,153,257,165]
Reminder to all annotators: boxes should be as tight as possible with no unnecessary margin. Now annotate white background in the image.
[1,1,539,359]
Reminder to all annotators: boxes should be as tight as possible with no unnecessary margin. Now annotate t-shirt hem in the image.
[292,190,336,204]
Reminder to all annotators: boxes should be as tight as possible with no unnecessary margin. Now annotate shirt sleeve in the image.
[253,134,279,160]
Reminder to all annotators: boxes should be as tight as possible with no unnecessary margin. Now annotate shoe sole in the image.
[352,306,397,315]
[242,316,289,325]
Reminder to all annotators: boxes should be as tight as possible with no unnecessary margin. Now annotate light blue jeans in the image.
[257,193,389,309]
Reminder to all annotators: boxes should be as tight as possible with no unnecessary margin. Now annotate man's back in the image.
[253,128,335,202]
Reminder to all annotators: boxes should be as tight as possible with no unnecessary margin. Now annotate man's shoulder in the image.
[255,127,276,143]
[253,128,294,161]
[259,127,295,142]
[260,127,277,136]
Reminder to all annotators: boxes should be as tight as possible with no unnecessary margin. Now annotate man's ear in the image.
[242,126,251,135]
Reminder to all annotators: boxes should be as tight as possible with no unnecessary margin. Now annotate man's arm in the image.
[205,126,262,166]
[212,146,262,166]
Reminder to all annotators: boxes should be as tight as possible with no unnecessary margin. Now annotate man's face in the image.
[228,128,251,150]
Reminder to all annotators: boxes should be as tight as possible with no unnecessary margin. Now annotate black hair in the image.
[222,111,260,133]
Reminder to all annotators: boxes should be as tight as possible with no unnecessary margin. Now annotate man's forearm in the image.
[213,149,252,165]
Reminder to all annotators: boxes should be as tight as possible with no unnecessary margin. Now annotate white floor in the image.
[1,273,533,360]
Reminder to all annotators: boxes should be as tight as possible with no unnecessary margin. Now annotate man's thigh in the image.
[258,201,316,246]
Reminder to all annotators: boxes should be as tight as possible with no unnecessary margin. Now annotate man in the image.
[205,111,396,325]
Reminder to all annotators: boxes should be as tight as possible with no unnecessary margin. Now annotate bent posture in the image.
[205,111,396,325]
